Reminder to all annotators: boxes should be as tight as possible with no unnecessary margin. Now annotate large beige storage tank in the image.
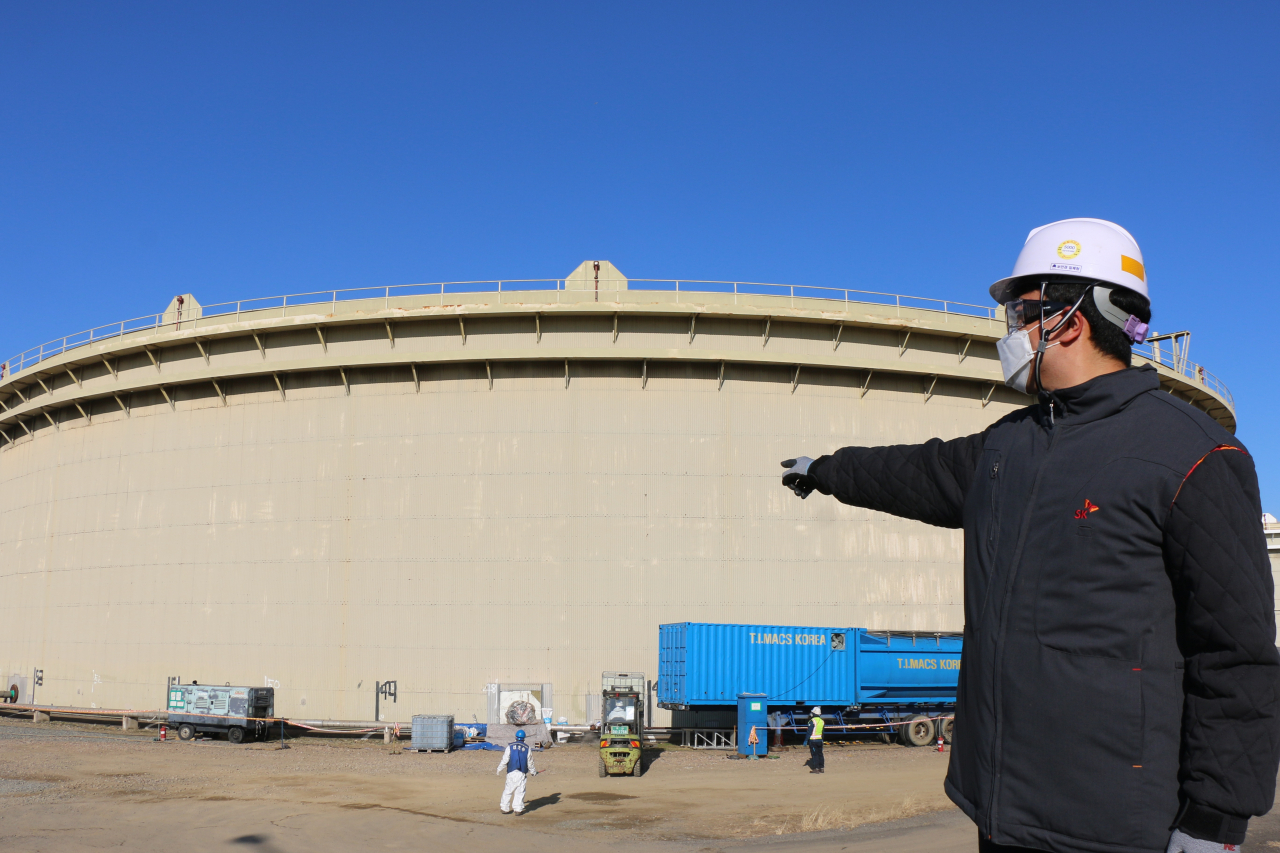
[0,264,1236,724]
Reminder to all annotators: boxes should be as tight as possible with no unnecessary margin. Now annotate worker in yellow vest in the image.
[806,707,825,774]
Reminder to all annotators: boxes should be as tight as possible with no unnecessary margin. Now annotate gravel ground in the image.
[3,717,1278,853]
[0,715,956,847]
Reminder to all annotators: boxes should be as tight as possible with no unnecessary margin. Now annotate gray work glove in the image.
[781,457,818,499]
[1166,829,1240,852]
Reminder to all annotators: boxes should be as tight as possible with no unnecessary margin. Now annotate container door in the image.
[657,623,687,706]
[736,694,769,756]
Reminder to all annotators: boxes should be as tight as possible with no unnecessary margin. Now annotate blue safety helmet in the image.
[515,729,526,741]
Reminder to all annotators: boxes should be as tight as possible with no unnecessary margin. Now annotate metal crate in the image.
[602,671,645,693]
[411,714,454,751]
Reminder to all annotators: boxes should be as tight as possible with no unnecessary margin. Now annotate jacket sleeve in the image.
[497,745,510,773]
[808,433,987,529]
[1163,447,1280,844]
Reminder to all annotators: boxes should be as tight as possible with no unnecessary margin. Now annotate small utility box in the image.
[167,684,274,744]
[737,693,768,757]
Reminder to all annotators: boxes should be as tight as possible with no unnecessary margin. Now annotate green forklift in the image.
[598,671,645,777]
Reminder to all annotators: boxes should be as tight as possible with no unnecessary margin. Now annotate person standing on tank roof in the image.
[781,219,1280,853]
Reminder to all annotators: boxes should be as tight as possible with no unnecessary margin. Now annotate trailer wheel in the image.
[877,731,893,745]
[227,726,246,745]
[939,717,954,744]
[598,756,608,778]
[900,716,935,747]
[177,724,195,741]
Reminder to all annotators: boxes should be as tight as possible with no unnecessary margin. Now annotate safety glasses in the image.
[1005,299,1072,332]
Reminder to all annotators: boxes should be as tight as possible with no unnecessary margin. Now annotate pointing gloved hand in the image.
[1166,829,1240,853]
[781,457,818,499]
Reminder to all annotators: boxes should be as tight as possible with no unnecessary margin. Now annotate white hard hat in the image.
[990,218,1149,305]
[811,707,822,715]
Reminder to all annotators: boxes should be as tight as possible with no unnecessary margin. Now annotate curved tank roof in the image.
[0,264,1236,436]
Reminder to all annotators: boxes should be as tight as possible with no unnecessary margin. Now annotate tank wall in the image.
[0,360,1020,725]
[1271,550,1280,637]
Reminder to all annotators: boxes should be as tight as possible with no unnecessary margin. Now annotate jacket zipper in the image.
[985,414,1058,837]
[988,461,1000,546]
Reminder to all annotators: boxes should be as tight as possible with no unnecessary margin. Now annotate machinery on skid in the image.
[167,683,275,743]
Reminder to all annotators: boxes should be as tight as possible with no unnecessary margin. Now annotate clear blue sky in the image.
[2,3,1278,508]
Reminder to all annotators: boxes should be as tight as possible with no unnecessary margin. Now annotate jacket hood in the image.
[1039,365,1159,426]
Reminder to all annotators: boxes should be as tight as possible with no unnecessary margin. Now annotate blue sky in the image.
[2,2,1278,508]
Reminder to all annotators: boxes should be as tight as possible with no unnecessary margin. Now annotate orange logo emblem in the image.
[1074,499,1100,520]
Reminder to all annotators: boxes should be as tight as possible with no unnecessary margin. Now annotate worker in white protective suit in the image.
[496,728,537,815]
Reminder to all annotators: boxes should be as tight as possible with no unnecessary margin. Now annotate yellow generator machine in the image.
[599,671,645,777]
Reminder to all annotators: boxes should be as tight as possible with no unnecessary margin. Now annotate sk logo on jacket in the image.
[1074,499,1100,520]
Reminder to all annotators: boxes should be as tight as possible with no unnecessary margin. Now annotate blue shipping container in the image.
[658,622,961,709]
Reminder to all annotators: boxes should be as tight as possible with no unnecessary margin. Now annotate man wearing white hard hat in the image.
[781,219,1278,853]
[805,707,825,774]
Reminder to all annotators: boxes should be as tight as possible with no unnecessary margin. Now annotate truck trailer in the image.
[658,622,961,745]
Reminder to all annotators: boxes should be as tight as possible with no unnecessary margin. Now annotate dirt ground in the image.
[3,718,1279,853]
[0,717,961,852]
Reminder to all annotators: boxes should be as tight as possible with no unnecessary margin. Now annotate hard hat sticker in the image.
[1057,241,1082,259]
[1120,255,1146,281]
[1050,263,1082,273]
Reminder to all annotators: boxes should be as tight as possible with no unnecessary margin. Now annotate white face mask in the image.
[996,329,1058,394]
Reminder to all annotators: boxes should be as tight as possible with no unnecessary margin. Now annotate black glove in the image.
[781,457,818,499]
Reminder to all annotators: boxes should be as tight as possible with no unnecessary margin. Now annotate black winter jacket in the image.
[807,366,1279,853]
